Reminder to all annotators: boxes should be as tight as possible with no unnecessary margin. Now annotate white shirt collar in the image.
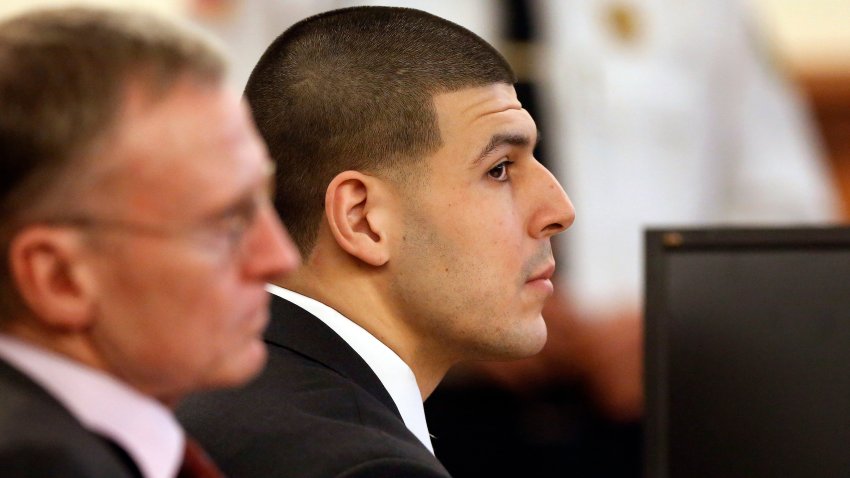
[265,284,434,453]
[0,334,184,478]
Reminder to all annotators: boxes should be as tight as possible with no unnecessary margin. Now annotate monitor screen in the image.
[644,227,850,478]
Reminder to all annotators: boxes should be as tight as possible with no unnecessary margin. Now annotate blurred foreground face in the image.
[390,83,575,362]
[79,78,300,402]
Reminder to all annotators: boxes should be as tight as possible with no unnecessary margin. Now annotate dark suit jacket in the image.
[178,295,451,478]
[0,357,142,477]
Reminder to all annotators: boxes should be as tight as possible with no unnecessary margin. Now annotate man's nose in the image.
[242,203,301,281]
[528,163,575,239]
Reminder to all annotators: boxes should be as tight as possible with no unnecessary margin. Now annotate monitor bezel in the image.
[643,225,850,478]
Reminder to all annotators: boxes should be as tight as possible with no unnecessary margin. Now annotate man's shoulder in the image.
[178,346,450,478]
[0,439,138,478]
[0,361,139,478]
[179,343,380,427]
[0,357,86,441]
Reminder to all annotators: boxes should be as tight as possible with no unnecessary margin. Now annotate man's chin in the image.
[205,340,269,390]
[480,320,548,361]
[515,314,549,357]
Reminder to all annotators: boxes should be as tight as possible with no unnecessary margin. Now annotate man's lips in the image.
[527,262,555,283]
[525,262,556,296]
[246,293,272,334]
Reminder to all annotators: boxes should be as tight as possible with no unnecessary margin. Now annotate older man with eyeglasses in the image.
[0,7,300,478]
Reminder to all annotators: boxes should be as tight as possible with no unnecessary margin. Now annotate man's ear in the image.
[325,171,392,266]
[8,226,96,331]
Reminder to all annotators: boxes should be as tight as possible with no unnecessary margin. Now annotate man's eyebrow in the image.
[204,160,276,221]
[472,131,541,166]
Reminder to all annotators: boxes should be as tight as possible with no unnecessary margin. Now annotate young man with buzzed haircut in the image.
[179,7,574,477]
[0,7,300,477]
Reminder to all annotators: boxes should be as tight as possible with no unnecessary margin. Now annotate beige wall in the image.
[0,0,186,20]
[2,0,847,75]
[753,0,850,73]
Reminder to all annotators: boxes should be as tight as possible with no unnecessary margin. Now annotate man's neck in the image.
[274,271,453,400]
[1,320,180,406]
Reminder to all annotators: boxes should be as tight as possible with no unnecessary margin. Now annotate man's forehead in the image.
[431,84,535,160]
[116,81,256,164]
[91,81,265,217]
[432,83,522,119]
[120,78,237,128]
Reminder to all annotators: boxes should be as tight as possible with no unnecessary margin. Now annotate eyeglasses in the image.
[46,190,274,257]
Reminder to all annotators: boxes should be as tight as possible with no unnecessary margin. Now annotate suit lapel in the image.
[264,295,402,420]
[0,356,65,406]
[0,357,143,478]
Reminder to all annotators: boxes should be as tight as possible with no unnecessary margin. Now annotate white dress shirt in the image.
[0,334,184,478]
[266,284,434,453]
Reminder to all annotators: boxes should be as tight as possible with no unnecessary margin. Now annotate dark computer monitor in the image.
[644,227,850,478]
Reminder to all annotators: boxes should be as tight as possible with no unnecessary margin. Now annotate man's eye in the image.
[216,200,258,242]
[488,161,512,181]
[223,211,251,235]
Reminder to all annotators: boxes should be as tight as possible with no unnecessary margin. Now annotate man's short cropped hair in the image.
[245,6,516,256]
[0,7,226,317]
